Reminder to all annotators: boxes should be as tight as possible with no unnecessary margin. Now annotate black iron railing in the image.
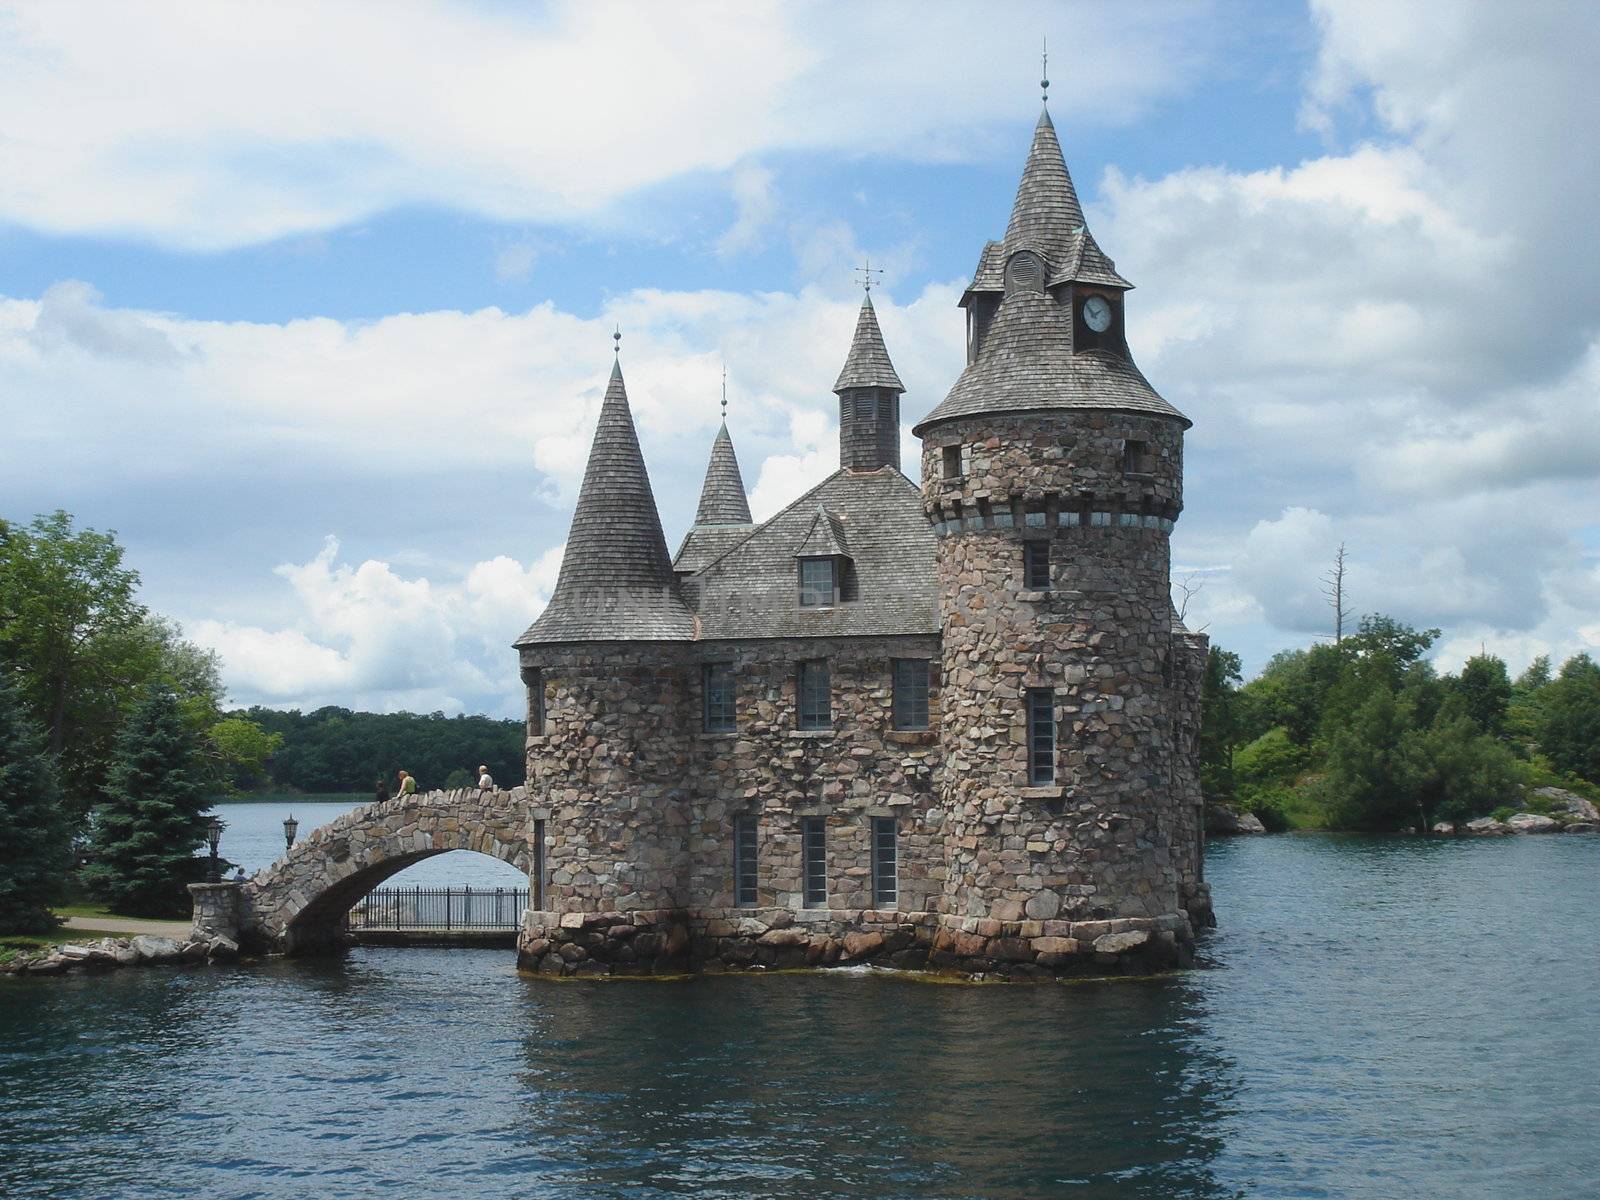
[347,886,528,931]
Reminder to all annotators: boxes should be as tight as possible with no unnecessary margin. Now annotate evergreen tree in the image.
[0,678,72,934]
[82,683,215,916]
[1318,688,1412,830]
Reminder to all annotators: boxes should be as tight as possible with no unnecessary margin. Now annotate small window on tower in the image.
[1023,541,1051,590]
[1123,439,1153,475]
[855,393,876,421]
[524,668,545,736]
[942,444,964,479]
[1027,689,1056,786]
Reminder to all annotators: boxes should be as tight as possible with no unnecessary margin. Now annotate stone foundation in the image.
[517,906,1194,980]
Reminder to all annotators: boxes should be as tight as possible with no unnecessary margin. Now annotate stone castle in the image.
[513,102,1211,979]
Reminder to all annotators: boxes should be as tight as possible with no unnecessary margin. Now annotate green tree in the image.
[1199,647,1242,804]
[1514,655,1553,694]
[0,679,73,933]
[1318,687,1413,830]
[208,717,284,793]
[1446,653,1512,735]
[1232,726,1311,829]
[1236,644,1348,746]
[1537,655,1600,784]
[0,511,145,802]
[1398,715,1524,828]
[81,684,216,916]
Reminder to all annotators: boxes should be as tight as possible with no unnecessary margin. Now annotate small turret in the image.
[833,291,905,473]
[694,421,752,526]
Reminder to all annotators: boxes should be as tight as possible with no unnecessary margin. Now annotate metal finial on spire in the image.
[720,364,728,420]
[853,258,884,294]
[1041,37,1049,103]
[613,324,621,355]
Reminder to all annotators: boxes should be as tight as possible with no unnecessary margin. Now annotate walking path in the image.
[61,915,191,938]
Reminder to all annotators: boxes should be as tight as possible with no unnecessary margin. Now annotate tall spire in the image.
[1003,105,1085,268]
[516,353,693,644]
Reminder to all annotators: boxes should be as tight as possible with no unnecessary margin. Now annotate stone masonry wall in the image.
[682,635,943,914]
[919,411,1201,931]
[522,645,695,912]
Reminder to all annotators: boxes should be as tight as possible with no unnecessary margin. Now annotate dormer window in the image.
[798,557,838,607]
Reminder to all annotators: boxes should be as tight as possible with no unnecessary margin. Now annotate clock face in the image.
[1082,295,1113,333]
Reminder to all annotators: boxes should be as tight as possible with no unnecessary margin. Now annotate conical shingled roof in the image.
[516,359,694,645]
[832,293,905,393]
[693,422,753,525]
[1003,105,1086,269]
[913,107,1187,436]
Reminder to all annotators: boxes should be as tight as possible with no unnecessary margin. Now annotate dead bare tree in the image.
[1173,571,1207,630]
[1321,542,1349,645]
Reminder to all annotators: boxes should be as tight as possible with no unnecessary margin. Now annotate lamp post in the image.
[283,814,299,852]
[206,816,226,883]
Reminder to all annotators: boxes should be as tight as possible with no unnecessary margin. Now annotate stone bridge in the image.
[199,787,533,953]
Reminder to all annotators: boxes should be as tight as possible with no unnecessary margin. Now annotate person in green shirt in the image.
[396,770,417,796]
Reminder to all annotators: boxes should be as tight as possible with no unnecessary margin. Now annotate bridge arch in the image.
[238,787,531,953]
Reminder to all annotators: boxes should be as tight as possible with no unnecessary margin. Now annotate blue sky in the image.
[3,0,1598,717]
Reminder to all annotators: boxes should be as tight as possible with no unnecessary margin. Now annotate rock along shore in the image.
[1,933,240,978]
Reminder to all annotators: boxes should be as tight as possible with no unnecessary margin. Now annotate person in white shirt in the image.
[477,765,494,790]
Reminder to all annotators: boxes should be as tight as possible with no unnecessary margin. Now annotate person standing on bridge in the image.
[396,770,417,796]
[375,776,390,804]
[477,765,494,790]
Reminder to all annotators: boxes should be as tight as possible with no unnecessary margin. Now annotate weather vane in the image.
[721,364,728,420]
[613,324,621,356]
[1041,37,1049,103]
[854,258,883,294]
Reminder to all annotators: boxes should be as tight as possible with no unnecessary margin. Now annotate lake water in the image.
[3,834,1597,1198]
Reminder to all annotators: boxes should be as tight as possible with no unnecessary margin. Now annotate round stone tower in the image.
[913,104,1209,947]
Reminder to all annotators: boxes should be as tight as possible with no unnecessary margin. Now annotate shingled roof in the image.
[964,107,1132,296]
[693,422,752,525]
[916,104,1186,434]
[684,468,938,640]
[516,359,695,645]
[794,506,851,559]
[915,292,1189,431]
[1003,106,1085,271]
[832,293,905,392]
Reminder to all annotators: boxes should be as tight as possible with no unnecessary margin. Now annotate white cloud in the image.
[493,240,539,282]
[190,537,564,716]
[0,0,1208,250]
[714,163,778,260]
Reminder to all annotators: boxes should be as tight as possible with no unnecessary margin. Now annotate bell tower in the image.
[914,98,1210,944]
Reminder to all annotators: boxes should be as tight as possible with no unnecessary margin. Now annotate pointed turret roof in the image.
[1003,106,1085,268]
[913,103,1185,435]
[693,421,753,526]
[516,358,694,644]
[832,293,905,393]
